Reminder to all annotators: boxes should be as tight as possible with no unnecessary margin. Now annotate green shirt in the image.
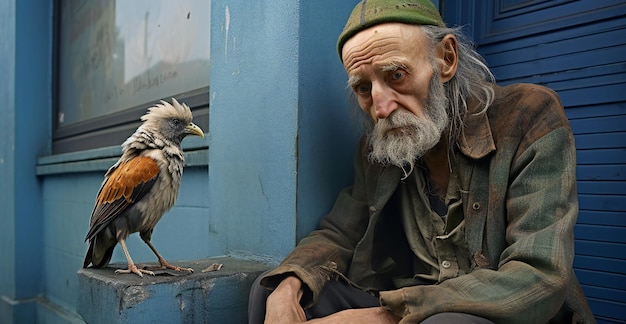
[395,158,471,287]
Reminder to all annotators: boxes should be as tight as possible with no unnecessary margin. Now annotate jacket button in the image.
[369,206,377,212]
[472,202,481,211]
[441,260,451,269]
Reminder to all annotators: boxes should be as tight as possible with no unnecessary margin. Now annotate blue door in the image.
[442,1,626,322]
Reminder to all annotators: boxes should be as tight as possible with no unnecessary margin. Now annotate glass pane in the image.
[57,0,210,126]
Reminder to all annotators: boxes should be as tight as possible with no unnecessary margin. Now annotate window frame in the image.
[51,0,210,154]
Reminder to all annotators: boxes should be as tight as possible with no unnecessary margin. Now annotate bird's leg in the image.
[143,239,193,272]
[114,239,155,277]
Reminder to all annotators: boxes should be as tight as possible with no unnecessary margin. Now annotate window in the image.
[54,0,210,153]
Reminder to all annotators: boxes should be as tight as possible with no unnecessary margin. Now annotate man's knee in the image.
[249,271,269,300]
[248,271,272,324]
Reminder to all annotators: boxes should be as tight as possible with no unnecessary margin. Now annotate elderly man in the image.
[249,0,594,323]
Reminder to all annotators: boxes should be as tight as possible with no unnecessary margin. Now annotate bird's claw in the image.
[160,260,194,273]
[167,265,194,273]
[115,264,155,277]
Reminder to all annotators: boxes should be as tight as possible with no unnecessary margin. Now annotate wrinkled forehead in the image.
[341,23,429,73]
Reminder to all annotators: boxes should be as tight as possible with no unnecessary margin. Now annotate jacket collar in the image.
[457,94,497,159]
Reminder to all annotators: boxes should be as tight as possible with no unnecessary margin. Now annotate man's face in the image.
[342,23,449,167]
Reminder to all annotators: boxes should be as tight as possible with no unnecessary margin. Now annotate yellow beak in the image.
[184,122,205,138]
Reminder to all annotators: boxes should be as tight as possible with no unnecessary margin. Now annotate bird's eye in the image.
[171,118,181,125]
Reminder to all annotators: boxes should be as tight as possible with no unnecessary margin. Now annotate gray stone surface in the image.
[77,257,270,324]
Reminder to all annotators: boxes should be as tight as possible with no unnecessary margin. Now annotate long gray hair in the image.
[422,25,495,143]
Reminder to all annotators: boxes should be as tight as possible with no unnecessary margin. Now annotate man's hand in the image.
[265,276,307,324]
[306,307,401,324]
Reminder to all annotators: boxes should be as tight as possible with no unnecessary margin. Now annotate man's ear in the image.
[437,34,458,83]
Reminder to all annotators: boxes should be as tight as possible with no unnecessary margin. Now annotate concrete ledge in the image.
[77,257,270,324]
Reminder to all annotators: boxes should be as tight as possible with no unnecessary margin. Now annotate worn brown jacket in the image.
[262,84,595,323]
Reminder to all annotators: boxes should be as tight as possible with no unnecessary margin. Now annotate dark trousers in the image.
[248,271,494,324]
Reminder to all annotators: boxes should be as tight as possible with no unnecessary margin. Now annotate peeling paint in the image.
[200,279,216,291]
[224,6,230,59]
[121,285,149,309]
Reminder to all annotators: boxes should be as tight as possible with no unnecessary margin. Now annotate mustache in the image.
[377,110,422,134]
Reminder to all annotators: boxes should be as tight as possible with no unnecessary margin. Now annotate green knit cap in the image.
[337,0,445,58]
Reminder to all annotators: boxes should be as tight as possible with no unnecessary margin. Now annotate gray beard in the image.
[368,75,449,172]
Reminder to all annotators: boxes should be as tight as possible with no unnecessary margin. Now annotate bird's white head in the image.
[140,98,204,143]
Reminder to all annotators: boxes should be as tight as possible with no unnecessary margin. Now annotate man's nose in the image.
[372,83,398,120]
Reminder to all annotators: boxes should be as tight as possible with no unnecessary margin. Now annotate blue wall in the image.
[296,1,361,241]
[208,1,360,260]
[0,0,51,322]
[208,1,301,260]
[0,0,360,322]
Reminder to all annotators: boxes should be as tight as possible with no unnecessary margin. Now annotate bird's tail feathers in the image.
[83,239,114,269]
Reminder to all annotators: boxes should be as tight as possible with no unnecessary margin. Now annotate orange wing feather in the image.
[85,156,160,241]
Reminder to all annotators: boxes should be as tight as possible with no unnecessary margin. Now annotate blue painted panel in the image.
[578,194,625,212]
[597,316,626,324]
[484,25,626,68]
[575,240,626,259]
[576,165,626,181]
[575,224,626,243]
[505,64,625,95]
[473,0,626,45]
[495,0,574,19]
[575,269,626,290]
[577,181,626,195]
[570,116,626,135]
[478,16,626,56]
[586,297,626,322]
[492,45,625,82]
[575,133,626,150]
[577,210,626,226]
[582,285,626,304]
[574,255,626,275]
[577,149,626,165]
[545,82,626,109]
[566,103,625,120]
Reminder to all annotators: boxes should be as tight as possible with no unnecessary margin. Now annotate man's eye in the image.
[355,84,370,94]
[391,71,404,80]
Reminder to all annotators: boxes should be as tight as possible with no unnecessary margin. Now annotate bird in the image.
[83,98,204,277]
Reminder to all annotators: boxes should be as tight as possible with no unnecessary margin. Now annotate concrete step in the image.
[77,257,270,324]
